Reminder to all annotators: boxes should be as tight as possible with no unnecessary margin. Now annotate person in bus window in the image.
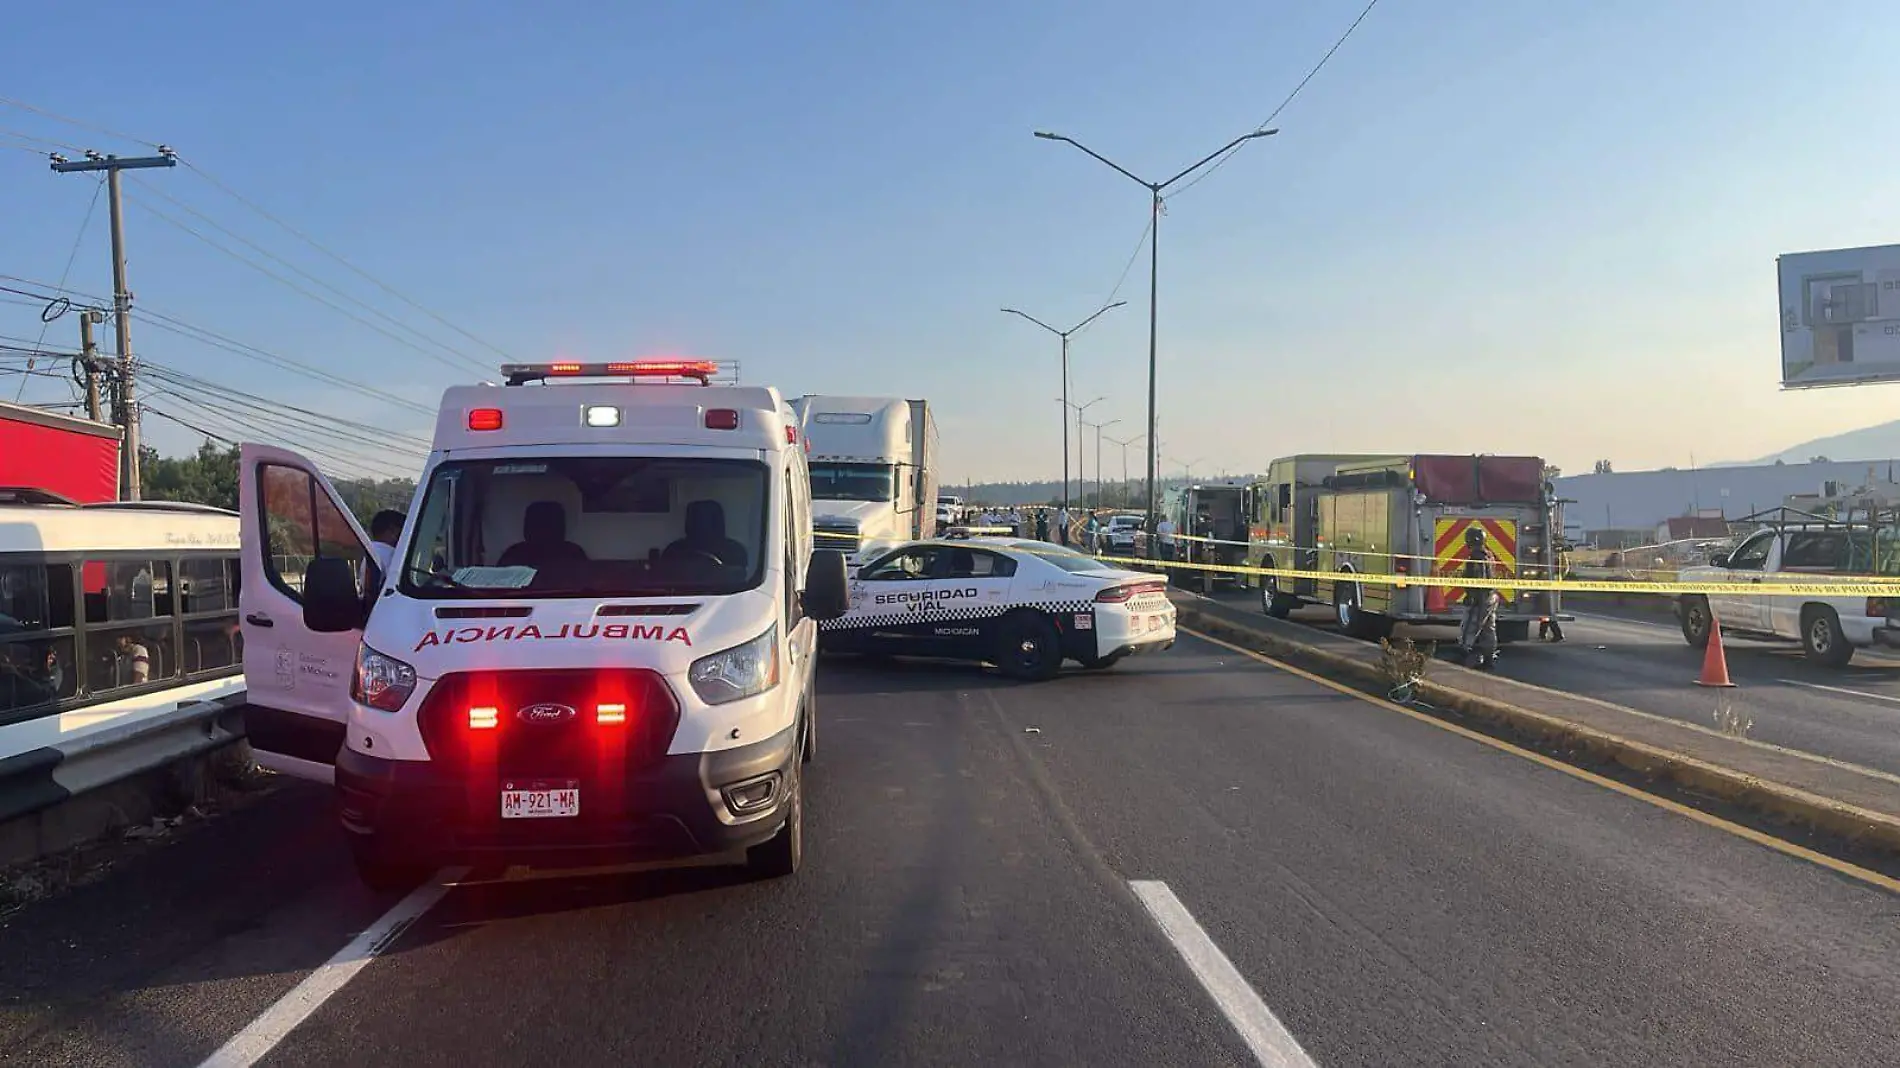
[115,632,152,685]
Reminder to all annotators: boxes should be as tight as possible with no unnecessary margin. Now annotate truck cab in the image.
[792,396,937,561]
[238,360,850,888]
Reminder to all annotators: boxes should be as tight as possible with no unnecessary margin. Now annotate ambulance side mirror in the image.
[304,557,368,633]
[803,549,850,621]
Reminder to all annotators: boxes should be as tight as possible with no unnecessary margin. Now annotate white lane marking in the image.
[1129,880,1318,1068]
[1778,678,1900,706]
[199,867,467,1068]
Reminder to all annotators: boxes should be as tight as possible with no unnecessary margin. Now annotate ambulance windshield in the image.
[397,456,770,598]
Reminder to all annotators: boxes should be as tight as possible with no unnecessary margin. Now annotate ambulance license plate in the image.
[501,779,580,819]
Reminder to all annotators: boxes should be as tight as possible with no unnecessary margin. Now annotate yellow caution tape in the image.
[818,525,1900,598]
[1086,552,1900,599]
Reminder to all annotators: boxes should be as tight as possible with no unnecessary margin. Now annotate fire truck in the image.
[1248,454,1568,642]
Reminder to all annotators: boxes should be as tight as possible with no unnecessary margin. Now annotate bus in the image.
[1,489,243,731]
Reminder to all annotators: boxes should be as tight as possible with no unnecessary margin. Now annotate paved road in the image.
[3,634,1897,1067]
[1229,590,1900,778]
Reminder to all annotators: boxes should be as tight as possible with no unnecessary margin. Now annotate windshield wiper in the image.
[406,565,472,590]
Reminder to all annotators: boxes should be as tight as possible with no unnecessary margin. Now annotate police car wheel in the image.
[996,612,1062,682]
[349,836,432,893]
[746,763,803,879]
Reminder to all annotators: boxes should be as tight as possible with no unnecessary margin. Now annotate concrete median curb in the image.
[1170,593,1900,857]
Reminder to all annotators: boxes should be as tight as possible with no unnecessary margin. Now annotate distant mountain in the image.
[1729,419,1900,467]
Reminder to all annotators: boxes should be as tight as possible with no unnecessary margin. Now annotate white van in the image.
[237,360,850,888]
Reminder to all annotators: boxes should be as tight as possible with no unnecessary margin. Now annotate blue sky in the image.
[5,1,1900,486]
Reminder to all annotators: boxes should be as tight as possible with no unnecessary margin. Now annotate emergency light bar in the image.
[501,360,724,386]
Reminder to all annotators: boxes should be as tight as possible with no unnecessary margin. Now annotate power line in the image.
[150,388,416,481]
[125,178,495,375]
[0,126,86,153]
[1166,0,1383,202]
[177,158,518,364]
[141,362,433,449]
[124,189,494,378]
[2,273,438,416]
[1099,214,1155,310]
[143,405,236,446]
[15,175,104,403]
[0,98,162,149]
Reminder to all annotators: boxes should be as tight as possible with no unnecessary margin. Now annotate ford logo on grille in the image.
[517,702,577,725]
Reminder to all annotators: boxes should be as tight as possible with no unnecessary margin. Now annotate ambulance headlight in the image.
[351,644,417,712]
[688,627,780,705]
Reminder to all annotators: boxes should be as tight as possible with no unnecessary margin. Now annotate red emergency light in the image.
[704,408,740,430]
[608,360,721,379]
[785,425,798,445]
[467,408,505,431]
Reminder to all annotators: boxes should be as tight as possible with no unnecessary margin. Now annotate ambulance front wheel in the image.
[746,762,804,879]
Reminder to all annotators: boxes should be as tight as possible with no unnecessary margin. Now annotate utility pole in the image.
[78,309,105,422]
[51,148,178,500]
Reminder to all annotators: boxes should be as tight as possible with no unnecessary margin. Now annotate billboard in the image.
[1779,243,1900,388]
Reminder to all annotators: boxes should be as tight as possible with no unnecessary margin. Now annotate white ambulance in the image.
[237,360,849,888]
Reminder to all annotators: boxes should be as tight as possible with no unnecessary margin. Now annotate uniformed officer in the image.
[1459,526,1500,669]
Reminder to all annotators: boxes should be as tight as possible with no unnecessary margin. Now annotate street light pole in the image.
[1003,303,1125,515]
[1035,127,1278,552]
[1064,395,1106,512]
[1106,433,1144,508]
[1085,418,1120,510]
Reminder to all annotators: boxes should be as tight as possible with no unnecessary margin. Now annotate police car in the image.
[819,537,1176,679]
[235,360,851,889]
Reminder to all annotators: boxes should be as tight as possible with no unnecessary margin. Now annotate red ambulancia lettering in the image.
[409,621,693,652]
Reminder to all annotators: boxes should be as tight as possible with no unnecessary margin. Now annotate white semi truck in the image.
[791,396,939,560]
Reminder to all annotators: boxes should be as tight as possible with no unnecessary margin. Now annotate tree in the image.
[1592,459,1614,475]
[141,441,240,511]
[1542,464,1562,481]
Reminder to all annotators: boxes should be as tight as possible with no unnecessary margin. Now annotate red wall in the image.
[0,417,121,503]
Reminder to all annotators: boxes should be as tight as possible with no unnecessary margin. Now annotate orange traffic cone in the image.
[1694,615,1736,688]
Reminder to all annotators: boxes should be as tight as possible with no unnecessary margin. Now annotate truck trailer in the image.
[1250,453,1567,643]
[791,396,938,559]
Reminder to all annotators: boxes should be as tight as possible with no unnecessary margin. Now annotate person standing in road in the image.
[1034,509,1050,542]
[1056,506,1072,546]
[1459,526,1501,669]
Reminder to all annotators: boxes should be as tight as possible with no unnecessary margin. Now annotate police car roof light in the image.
[467,408,504,431]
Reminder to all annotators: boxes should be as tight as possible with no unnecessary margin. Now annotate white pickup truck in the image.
[1677,523,1900,666]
